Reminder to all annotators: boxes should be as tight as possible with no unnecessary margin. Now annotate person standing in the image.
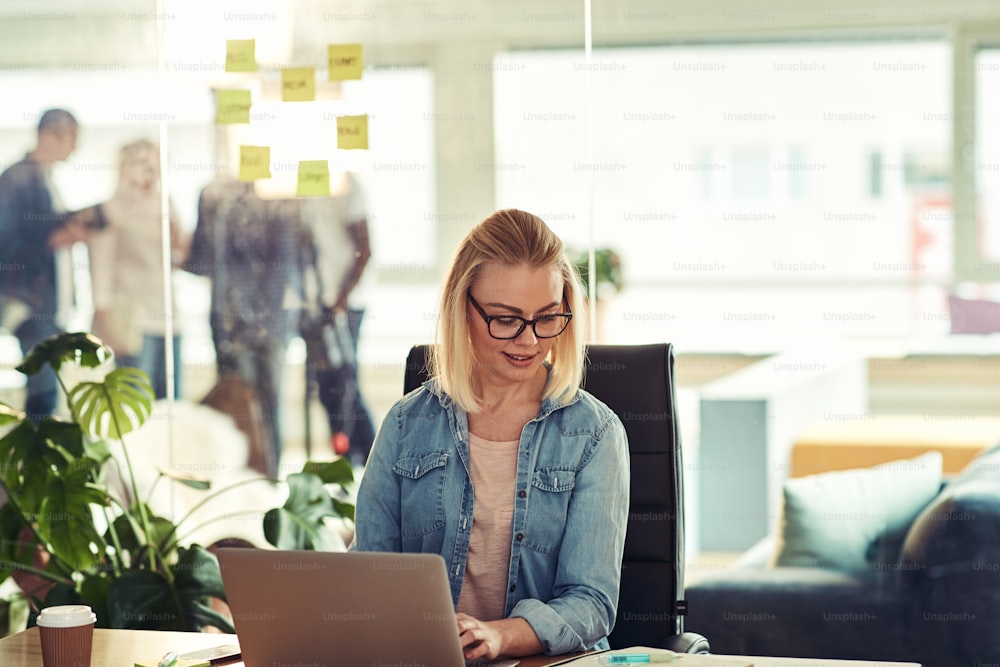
[88,139,189,399]
[0,108,94,420]
[299,171,376,466]
[184,175,303,477]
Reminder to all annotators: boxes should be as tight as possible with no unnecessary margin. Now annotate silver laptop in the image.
[217,548,518,667]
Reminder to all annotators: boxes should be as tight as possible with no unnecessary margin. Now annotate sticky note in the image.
[215,89,252,124]
[336,115,368,150]
[328,43,364,81]
[281,67,316,102]
[225,39,257,72]
[297,160,331,196]
[238,145,271,181]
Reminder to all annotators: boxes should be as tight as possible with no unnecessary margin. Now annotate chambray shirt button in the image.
[509,584,516,592]
[517,490,526,499]
[516,532,524,541]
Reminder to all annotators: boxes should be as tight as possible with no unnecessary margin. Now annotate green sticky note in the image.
[238,145,271,181]
[328,43,363,81]
[281,67,316,102]
[297,160,331,196]
[225,39,257,72]
[215,89,251,124]
[336,115,368,150]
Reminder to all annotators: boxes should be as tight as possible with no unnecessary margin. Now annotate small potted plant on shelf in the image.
[570,247,624,301]
[569,247,624,341]
[0,332,354,634]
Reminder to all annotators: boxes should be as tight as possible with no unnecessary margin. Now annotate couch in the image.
[685,442,1000,667]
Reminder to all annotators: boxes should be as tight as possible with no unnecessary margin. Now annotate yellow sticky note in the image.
[328,43,364,81]
[215,89,252,124]
[239,145,271,181]
[225,39,257,72]
[336,115,368,150]
[281,67,316,102]
[297,160,331,196]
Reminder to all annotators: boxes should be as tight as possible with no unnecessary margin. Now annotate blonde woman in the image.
[88,139,187,398]
[353,209,630,660]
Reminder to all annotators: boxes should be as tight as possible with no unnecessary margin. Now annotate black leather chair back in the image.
[403,343,688,649]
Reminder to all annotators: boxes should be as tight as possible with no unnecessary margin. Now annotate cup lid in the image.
[36,605,97,628]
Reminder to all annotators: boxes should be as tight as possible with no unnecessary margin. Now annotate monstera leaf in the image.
[15,332,108,375]
[263,472,347,550]
[36,464,108,572]
[106,545,232,632]
[69,367,154,439]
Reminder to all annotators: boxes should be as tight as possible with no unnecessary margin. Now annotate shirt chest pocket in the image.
[523,467,577,554]
[392,450,449,538]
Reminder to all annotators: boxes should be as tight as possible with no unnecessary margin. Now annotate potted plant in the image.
[0,332,354,633]
[570,247,624,301]
[569,247,624,341]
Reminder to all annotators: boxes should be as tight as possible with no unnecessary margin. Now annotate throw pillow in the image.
[772,451,943,571]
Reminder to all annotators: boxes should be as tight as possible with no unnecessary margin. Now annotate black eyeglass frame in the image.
[466,290,573,340]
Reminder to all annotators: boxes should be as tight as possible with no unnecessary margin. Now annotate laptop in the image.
[216,548,519,667]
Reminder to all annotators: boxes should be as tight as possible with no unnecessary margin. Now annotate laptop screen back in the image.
[217,548,468,667]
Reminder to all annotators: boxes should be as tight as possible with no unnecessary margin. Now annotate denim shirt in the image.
[352,378,630,655]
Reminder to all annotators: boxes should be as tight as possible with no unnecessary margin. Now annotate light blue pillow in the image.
[772,451,943,570]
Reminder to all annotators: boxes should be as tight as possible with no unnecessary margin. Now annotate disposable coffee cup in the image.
[37,605,97,667]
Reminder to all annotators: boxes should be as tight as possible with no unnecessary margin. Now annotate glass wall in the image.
[1,1,999,471]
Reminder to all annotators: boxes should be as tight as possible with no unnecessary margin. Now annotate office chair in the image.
[403,343,709,653]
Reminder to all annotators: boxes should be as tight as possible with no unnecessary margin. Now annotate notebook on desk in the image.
[216,548,518,667]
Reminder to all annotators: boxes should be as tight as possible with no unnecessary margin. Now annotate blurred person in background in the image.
[0,108,97,420]
[88,138,189,399]
[299,171,376,467]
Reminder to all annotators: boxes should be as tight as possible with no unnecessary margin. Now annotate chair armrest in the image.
[663,631,710,654]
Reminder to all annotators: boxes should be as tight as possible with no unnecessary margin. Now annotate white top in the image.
[456,432,519,622]
[298,171,372,309]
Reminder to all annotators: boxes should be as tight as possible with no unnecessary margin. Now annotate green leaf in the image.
[106,545,232,632]
[301,457,354,488]
[82,437,113,468]
[36,465,108,571]
[0,503,30,587]
[16,332,109,376]
[0,402,25,425]
[106,507,178,564]
[332,498,355,523]
[0,421,35,491]
[37,419,86,460]
[69,367,153,439]
[156,467,211,491]
[263,472,346,551]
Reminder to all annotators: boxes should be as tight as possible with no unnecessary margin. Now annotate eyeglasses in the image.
[466,290,573,340]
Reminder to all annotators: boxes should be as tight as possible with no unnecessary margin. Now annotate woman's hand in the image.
[457,612,504,660]
[456,612,543,660]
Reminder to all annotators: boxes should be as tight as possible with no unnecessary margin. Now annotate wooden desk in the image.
[0,627,920,667]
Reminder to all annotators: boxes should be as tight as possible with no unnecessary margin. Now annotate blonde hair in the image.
[430,209,585,413]
[117,139,159,180]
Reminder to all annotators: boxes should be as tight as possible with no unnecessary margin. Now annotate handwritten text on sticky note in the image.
[225,39,257,72]
[281,67,316,102]
[215,89,252,124]
[328,43,364,81]
[297,160,331,196]
[336,115,369,150]
[239,145,271,181]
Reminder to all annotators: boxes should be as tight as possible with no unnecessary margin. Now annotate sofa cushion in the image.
[772,451,943,571]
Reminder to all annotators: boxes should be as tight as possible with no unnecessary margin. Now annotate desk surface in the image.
[0,627,921,667]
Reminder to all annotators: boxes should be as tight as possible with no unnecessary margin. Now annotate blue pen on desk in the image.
[600,652,679,664]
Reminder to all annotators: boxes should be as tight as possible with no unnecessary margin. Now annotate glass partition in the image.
[1,1,999,480]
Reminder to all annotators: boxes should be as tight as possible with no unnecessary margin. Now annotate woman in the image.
[353,209,630,660]
[88,139,188,398]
